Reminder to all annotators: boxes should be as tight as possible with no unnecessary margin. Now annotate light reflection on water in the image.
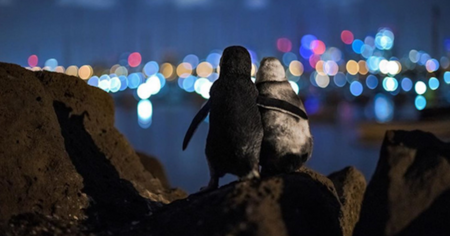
[115,99,379,193]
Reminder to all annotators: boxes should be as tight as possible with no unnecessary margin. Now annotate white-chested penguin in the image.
[183,46,263,191]
[255,57,313,176]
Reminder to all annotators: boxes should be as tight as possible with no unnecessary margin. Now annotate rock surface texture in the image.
[0,62,185,234]
[354,130,450,236]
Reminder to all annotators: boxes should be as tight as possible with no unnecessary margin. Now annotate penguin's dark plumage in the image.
[183,46,263,191]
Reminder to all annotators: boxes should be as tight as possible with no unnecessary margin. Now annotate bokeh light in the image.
[143,61,159,76]
[315,74,330,88]
[119,75,128,91]
[137,99,153,129]
[401,77,413,91]
[161,63,175,80]
[206,52,221,68]
[425,59,439,72]
[109,76,121,93]
[147,75,162,95]
[311,40,326,55]
[282,52,297,67]
[65,65,78,76]
[346,60,359,75]
[333,72,346,87]
[428,77,440,90]
[341,30,354,44]
[301,34,317,50]
[366,75,378,89]
[382,77,398,92]
[98,75,111,92]
[28,55,38,67]
[415,95,426,110]
[183,54,199,69]
[137,83,152,99]
[440,56,450,69]
[358,60,368,75]
[444,71,450,84]
[324,60,339,76]
[277,38,292,52]
[128,73,143,89]
[415,81,427,95]
[197,62,213,77]
[350,81,363,96]
[45,58,58,71]
[78,65,93,80]
[352,39,364,54]
[177,62,193,78]
[87,76,99,87]
[374,94,394,122]
[128,52,142,68]
[182,75,196,92]
[375,28,394,50]
[289,81,299,94]
[115,66,128,76]
[289,60,304,76]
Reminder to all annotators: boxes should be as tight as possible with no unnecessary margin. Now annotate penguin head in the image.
[256,57,286,83]
[219,46,251,76]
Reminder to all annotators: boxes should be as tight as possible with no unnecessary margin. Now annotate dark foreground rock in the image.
[132,167,366,236]
[354,130,450,236]
[0,62,185,233]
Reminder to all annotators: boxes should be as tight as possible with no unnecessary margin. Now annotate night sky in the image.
[1,0,450,66]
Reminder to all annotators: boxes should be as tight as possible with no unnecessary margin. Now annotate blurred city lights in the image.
[128,52,142,68]
[315,74,330,88]
[366,75,378,89]
[415,95,427,110]
[428,77,440,90]
[119,75,128,91]
[161,63,175,80]
[98,75,111,92]
[143,61,159,76]
[277,38,292,52]
[177,62,193,78]
[340,30,354,45]
[346,60,359,75]
[88,76,99,87]
[352,39,364,54]
[289,60,304,76]
[137,99,153,129]
[375,28,394,50]
[425,59,439,72]
[45,58,58,71]
[65,65,78,76]
[28,55,38,67]
[415,81,427,95]
[197,62,213,77]
[324,60,338,76]
[444,71,450,84]
[289,81,299,94]
[78,65,93,80]
[128,73,142,89]
[183,54,200,69]
[109,76,121,93]
[401,77,413,92]
[333,72,346,87]
[382,77,398,92]
[311,40,326,55]
[147,75,162,95]
[182,75,196,92]
[350,81,363,96]
[301,34,317,50]
[206,52,221,68]
[374,94,394,122]
[282,52,297,67]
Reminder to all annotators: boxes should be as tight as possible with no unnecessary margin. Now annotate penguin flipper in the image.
[257,96,308,120]
[182,100,211,150]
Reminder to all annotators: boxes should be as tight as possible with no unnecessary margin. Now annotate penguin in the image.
[255,57,313,176]
[183,46,263,191]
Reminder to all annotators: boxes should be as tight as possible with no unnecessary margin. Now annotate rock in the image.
[353,130,450,236]
[0,62,185,232]
[140,168,344,236]
[137,152,171,189]
[328,167,366,236]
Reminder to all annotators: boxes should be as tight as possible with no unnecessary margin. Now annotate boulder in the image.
[140,168,344,236]
[0,62,185,232]
[353,130,450,236]
[328,167,366,236]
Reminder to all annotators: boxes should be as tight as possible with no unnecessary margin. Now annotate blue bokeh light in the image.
[401,77,412,92]
[444,71,450,84]
[366,74,378,89]
[374,93,394,122]
[119,75,128,91]
[45,58,58,71]
[382,77,398,92]
[282,52,298,66]
[143,61,159,76]
[333,72,347,87]
[183,54,199,69]
[206,52,221,68]
[182,75,196,92]
[128,73,142,89]
[352,39,364,54]
[87,76,99,87]
[137,99,153,128]
[301,34,317,50]
[300,45,313,59]
[350,81,363,96]
[415,95,426,110]
[428,77,440,90]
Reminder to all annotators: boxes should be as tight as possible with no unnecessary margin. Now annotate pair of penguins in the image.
[183,46,313,191]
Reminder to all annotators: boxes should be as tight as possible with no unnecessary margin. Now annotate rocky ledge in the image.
[1,62,449,236]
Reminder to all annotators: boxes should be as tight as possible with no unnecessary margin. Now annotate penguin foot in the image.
[199,176,219,192]
[239,169,260,181]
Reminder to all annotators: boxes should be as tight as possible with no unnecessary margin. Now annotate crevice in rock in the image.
[52,101,150,232]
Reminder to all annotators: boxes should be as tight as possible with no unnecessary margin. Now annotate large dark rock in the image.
[328,167,366,236]
[138,168,346,236]
[354,130,450,236]
[0,62,185,232]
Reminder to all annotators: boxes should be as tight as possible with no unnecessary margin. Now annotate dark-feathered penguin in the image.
[183,46,263,191]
